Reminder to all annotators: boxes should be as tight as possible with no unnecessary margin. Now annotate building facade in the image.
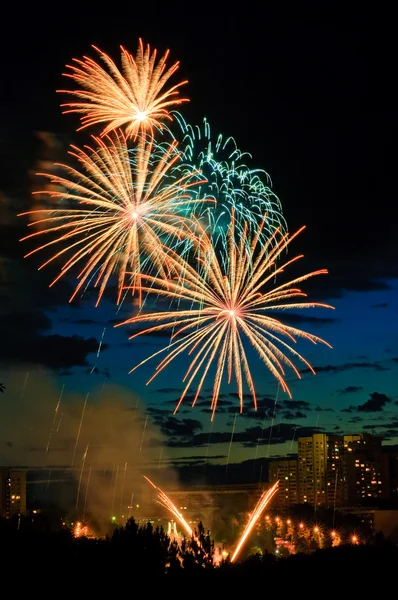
[297,433,389,508]
[0,468,10,519]
[0,469,27,518]
[269,459,299,509]
[298,433,334,506]
[343,435,389,504]
[10,471,27,516]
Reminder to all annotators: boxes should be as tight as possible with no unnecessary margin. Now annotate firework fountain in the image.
[143,475,194,540]
[231,480,279,562]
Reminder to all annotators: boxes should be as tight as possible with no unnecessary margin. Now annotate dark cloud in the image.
[166,454,226,462]
[357,392,391,412]
[301,361,389,375]
[222,398,313,420]
[0,176,109,370]
[154,415,203,438]
[346,392,393,413]
[147,407,170,416]
[282,399,312,410]
[223,397,279,419]
[379,430,398,440]
[1,333,107,370]
[363,421,398,430]
[58,317,106,325]
[301,261,396,301]
[85,366,110,377]
[278,313,340,326]
[154,388,185,394]
[314,407,334,412]
[195,398,233,408]
[371,302,389,309]
[282,410,307,419]
[348,416,363,423]
[157,423,325,448]
[163,395,204,405]
[337,386,364,395]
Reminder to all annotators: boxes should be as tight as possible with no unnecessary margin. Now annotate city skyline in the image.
[0,8,397,475]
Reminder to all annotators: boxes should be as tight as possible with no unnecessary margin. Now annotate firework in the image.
[118,214,333,418]
[58,40,188,139]
[231,480,279,562]
[73,521,89,538]
[143,476,194,539]
[19,132,210,305]
[168,112,287,242]
[71,393,88,468]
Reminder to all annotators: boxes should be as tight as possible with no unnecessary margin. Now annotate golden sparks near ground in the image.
[117,214,334,419]
[143,476,194,540]
[19,132,210,305]
[58,39,189,139]
[231,480,279,562]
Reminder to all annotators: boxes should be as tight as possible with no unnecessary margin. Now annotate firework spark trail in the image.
[119,215,334,418]
[71,393,89,467]
[19,133,211,306]
[76,444,89,510]
[45,470,52,500]
[83,465,92,521]
[128,493,135,519]
[56,412,64,433]
[231,480,279,563]
[267,383,280,458]
[19,372,29,400]
[100,374,108,395]
[46,384,64,453]
[58,40,189,139]
[204,419,214,470]
[226,413,237,474]
[127,397,140,447]
[111,464,120,517]
[158,448,163,468]
[252,411,268,476]
[258,464,264,486]
[120,462,128,516]
[143,476,194,540]
[290,427,297,451]
[97,327,106,357]
[139,414,148,454]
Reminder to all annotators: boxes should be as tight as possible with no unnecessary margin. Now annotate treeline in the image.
[1,516,397,585]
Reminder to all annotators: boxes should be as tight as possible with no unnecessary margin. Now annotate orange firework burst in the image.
[118,214,334,418]
[19,132,209,305]
[58,39,189,139]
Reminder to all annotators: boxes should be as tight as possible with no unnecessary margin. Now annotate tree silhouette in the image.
[111,518,178,576]
[180,522,215,571]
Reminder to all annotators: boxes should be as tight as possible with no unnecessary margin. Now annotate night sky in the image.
[0,6,397,478]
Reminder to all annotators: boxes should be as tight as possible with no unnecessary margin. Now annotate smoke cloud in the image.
[0,368,180,530]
